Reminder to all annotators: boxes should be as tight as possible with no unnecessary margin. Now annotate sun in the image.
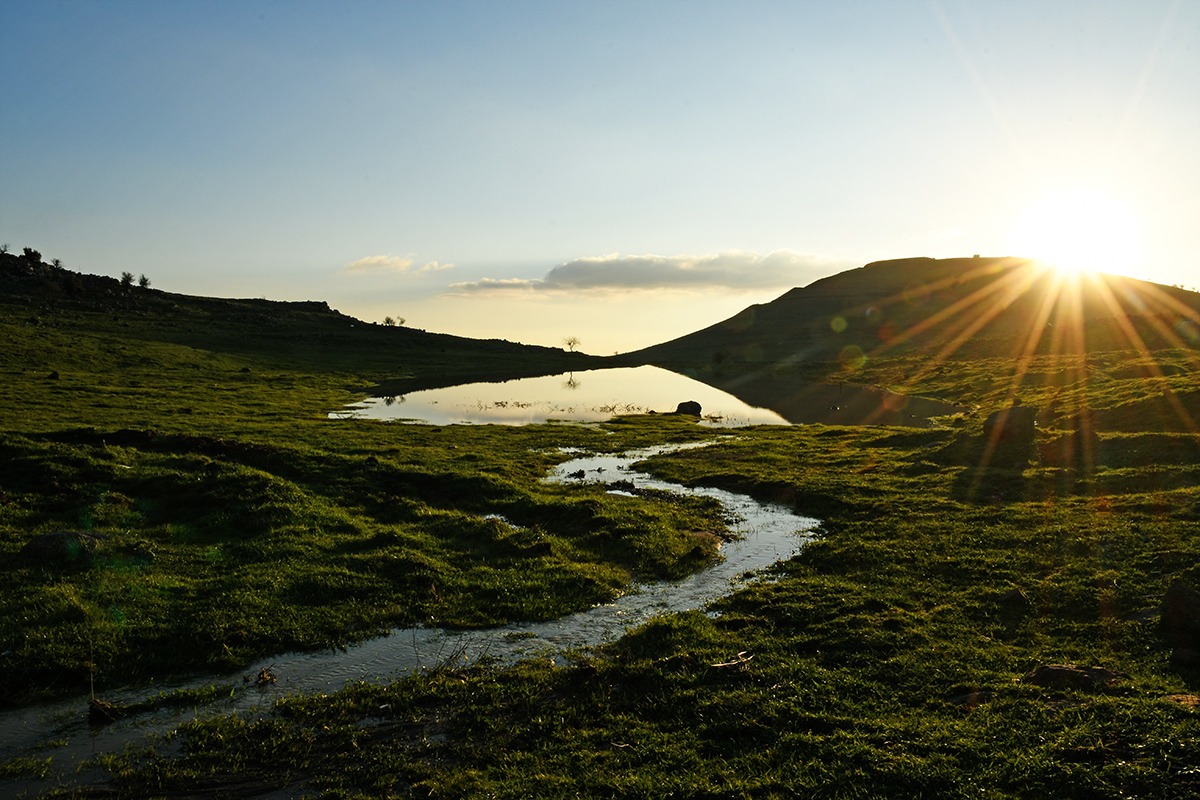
[1008,187,1143,277]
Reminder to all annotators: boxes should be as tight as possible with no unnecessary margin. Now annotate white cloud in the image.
[447,251,852,295]
[344,254,416,273]
[418,260,454,273]
[449,277,542,293]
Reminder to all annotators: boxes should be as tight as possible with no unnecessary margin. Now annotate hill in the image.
[0,248,602,399]
[624,256,1200,427]
[632,256,1200,368]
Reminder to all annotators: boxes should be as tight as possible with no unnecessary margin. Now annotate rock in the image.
[983,404,1037,444]
[20,531,105,566]
[1021,664,1124,690]
[982,403,1037,467]
[1161,579,1200,649]
[946,688,992,710]
[999,587,1030,615]
[674,400,702,416]
[1170,648,1200,671]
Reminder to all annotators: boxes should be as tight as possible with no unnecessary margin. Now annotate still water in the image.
[330,365,788,426]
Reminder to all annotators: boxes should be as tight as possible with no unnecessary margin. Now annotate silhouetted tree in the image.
[51,258,63,270]
[0,243,8,254]
[382,316,396,326]
[22,247,41,262]
[138,274,150,288]
[563,336,581,352]
[120,272,134,287]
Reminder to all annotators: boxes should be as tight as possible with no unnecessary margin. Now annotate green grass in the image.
[0,418,732,702]
[61,420,1199,799]
[4,257,1200,798]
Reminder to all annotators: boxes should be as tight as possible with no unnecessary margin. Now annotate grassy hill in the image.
[1,249,602,406]
[623,256,1200,429]
[631,256,1200,368]
[2,250,1199,798]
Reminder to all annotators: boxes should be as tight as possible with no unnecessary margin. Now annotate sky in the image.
[2,0,1197,354]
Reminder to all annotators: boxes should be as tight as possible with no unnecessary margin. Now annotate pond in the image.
[330,365,789,426]
[331,363,966,427]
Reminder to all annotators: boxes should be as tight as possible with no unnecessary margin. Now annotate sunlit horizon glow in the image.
[1008,188,1144,280]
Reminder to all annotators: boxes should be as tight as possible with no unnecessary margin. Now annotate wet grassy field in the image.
[2,262,1199,797]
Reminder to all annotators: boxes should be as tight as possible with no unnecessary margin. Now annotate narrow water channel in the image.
[1,441,817,795]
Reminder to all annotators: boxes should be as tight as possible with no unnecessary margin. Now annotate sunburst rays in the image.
[842,260,1200,475]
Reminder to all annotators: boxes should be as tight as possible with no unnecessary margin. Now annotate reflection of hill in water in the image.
[353,366,790,426]
[701,373,965,427]
[364,367,963,427]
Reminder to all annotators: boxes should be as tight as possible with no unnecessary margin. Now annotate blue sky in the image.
[2,0,1196,353]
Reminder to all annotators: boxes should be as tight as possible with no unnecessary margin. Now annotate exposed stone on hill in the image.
[1161,579,1200,670]
[1021,664,1124,690]
[998,587,1030,616]
[983,404,1037,443]
[1161,579,1200,647]
[982,403,1037,467]
[20,530,105,565]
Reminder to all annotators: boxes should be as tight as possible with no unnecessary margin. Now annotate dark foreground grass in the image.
[3,260,1200,798]
[32,418,1200,799]
[0,418,731,702]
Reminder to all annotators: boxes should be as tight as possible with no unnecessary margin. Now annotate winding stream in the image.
[1,442,817,794]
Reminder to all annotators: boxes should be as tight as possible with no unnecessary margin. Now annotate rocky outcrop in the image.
[1021,664,1124,690]
[1161,579,1200,670]
[20,530,105,566]
[983,403,1037,467]
[983,404,1037,444]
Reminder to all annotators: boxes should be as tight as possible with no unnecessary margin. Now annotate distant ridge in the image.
[627,256,1200,371]
[0,248,603,385]
[619,256,1200,426]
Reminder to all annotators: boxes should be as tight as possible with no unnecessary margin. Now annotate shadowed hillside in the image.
[0,248,602,387]
[623,256,1200,426]
[631,256,1200,369]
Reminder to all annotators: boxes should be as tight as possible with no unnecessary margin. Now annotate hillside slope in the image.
[631,256,1200,370]
[0,249,601,390]
[623,256,1200,426]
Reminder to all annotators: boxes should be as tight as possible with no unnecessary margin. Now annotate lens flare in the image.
[1008,188,1142,277]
